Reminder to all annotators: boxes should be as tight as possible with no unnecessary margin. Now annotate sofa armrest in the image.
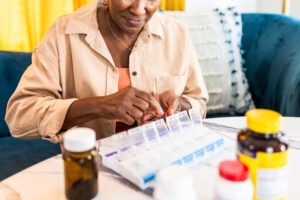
[0,51,31,137]
[242,14,300,116]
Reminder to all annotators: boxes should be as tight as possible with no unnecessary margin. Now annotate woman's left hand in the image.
[157,90,181,116]
[141,91,181,123]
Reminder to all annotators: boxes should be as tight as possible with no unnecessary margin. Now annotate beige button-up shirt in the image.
[5,0,208,143]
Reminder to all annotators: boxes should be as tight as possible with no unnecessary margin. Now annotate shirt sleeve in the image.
[5,23,77,143]
[181,27,209,118]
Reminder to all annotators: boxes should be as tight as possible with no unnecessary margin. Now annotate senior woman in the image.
[5,0,208,143]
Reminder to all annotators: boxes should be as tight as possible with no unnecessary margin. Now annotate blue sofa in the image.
[0,13,300,180]
[242,14,300,116]
[0,52,60,180]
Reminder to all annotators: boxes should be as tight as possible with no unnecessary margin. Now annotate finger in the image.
[132,98,149,113]
[167,101,175,116]
[159,95,168,112]
[159,91,176,113]
[159,91,177,115]
[126,106,144,122]
[142,112,155,122]
[166,98,179,116]
[135,91,164,115]
[119,112,135,125]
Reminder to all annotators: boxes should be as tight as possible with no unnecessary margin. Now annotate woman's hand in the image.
[158,91,192,116]
[142,91,180,123]
[62,87,164,130]
[100,87,164,125]
[158,90,181,116]
[141,90,193,124]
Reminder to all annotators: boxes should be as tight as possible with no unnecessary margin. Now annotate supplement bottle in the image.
[238,109,288,200]
[153,165,197,200]
[63,128,99,200]
[215,160,253,200]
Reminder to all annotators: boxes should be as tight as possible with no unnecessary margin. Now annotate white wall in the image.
[257,0,300,18]
[257,0,282,14]
[290,0,300,18]
[185,0,300,18]
[185,0,258,12]
[239,0,258,13]
[245,0,300,18]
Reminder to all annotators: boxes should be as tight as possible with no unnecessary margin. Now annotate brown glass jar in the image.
[238,129,288,157]
[63,128,99,200]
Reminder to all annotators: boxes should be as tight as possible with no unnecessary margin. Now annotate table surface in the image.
[1,117,300,200]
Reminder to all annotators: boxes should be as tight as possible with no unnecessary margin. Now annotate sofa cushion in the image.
[242,14,300,116]
[0,51,31,137]
[164,3,253,116]
[0,137,60,180]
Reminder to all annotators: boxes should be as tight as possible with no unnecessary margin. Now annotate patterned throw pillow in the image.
[164,4,254,115]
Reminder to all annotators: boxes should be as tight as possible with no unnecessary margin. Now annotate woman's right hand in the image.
[99,87,164,125]
[62,87,164,130]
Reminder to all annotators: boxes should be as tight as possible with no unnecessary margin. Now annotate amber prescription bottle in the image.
[63,128,98,200]
[237,109,288,200]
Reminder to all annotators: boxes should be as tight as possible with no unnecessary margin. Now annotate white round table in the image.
[2,117,300,200]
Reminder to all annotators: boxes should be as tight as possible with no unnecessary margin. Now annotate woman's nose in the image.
[129,0,146,16]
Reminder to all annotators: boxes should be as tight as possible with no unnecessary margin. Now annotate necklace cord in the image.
[105,9,132,52]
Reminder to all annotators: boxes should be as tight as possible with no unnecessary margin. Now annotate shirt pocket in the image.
[155,75,187,96]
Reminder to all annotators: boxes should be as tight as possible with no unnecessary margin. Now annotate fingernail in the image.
[158,109,164,115]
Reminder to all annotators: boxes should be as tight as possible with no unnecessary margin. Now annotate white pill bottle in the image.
[154,165,197,200]
[215,160,253,200]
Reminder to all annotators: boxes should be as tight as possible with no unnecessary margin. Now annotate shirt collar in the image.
[65,0,164,40]
[146,13,164,40]
[65,0,99,36]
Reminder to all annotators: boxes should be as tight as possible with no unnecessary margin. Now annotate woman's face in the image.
[107,0,161,34]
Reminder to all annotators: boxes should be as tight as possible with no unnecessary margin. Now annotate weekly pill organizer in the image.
[98,109,225,190]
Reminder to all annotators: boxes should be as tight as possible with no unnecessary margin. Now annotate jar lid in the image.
[156,165,194,192]
[64,128,96,152]
[154,165,196,200]
[219,160,249,182]
[246,109,282,134]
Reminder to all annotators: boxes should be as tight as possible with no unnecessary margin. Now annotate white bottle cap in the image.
[64,128,96,152]
[154,165,197,200]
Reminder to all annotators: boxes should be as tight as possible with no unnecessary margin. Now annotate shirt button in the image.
[132,71,137,76]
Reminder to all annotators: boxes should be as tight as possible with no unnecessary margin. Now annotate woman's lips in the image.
[124,17,143,26]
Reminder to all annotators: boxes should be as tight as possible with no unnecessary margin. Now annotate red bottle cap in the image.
[219,160,249,182]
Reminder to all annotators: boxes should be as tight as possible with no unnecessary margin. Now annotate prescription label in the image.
[256,167,288,200]
[238,151,288,200]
